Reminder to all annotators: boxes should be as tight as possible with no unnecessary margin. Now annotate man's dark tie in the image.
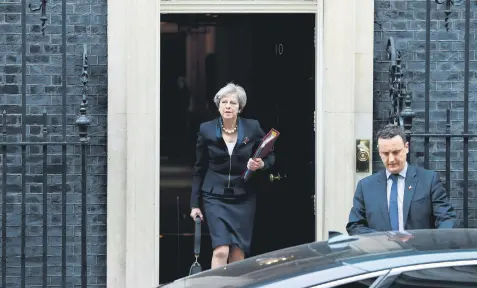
[389,174,399,231]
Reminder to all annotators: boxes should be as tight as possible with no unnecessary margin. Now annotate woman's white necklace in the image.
[222,123,237,134]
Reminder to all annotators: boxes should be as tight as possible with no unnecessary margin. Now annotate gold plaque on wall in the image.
[356,139,370,172]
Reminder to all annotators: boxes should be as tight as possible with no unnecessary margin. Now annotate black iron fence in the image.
[386,0,475,227]
[0,47,91,287]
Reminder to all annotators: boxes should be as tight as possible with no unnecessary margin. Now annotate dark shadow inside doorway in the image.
[159,13,316,284]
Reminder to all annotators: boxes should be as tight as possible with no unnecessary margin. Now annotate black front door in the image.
[246,14,316,255]
[159,13,316,283]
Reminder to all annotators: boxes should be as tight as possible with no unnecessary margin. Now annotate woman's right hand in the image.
[190,208,204,221]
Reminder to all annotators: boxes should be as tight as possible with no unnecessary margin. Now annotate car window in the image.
[330,277,379,287]
[387,265,477,287]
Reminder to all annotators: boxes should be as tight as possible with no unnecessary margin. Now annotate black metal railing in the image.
[0,47,91,288]
[386,0,474,228]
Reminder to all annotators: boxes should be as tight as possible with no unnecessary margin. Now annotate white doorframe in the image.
[158,0,325,246]
[160,1,319,13]
[314,0,325,242]
[108,0,374,286]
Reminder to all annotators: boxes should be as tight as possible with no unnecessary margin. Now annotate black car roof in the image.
[161,229,477,288]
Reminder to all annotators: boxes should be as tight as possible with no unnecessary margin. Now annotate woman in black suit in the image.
[189,82,275,269]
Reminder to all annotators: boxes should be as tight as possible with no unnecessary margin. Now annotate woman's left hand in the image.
[247,158,264,171]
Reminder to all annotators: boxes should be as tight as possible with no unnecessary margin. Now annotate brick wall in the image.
[0,0,107,287]
[373,0,477,227]
[2,0,476,285]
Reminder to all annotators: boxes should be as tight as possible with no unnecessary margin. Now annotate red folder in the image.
[242,128,280,182]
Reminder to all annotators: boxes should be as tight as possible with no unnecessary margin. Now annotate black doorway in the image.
[159,13,316,284]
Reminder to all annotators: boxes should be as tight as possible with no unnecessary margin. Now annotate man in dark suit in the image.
[346,124,456,235]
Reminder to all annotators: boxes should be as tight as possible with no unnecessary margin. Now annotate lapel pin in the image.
[243,137,249,145]
[408,185,412,190]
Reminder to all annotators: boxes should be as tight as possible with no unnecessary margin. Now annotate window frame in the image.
[377,259,477,288]
[309,270,390,288]
[306,259,477,288]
